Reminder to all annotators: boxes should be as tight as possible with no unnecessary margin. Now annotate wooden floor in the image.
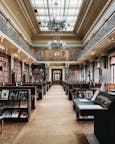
[0,85,99,144]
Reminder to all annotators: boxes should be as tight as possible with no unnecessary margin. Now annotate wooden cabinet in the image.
[0,89,31,122]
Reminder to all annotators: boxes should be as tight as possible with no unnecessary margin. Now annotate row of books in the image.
[2,109,28,118]
[0,101,28,108]
[0,89,28,100]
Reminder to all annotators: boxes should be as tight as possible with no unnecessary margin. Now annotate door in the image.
[52,69,62,84]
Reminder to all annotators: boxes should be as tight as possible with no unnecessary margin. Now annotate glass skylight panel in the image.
[37,9,47,15]
[35,0,44,5]
[30,0,83,31]
[31,0,35,5]
[67,9,76,15]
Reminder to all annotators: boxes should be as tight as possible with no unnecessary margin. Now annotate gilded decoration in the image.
[35,49,81,61]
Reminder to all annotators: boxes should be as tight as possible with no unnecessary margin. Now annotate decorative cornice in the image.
[83,1,115,44]
[31,45,83,49]
[0,12,37,61]
[77,12,115,60]
[17,0,40,34]
[74,0,93,33]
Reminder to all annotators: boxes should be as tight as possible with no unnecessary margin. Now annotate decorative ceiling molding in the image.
[31,45,83,49]
[75,0,110,39]
[83,0,114,44]
[0,0,33,43]
[74,0,93,34]
[16,0,40,35]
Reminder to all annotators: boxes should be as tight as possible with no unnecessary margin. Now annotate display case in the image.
[0,86,37,110]
[94,91,115,144]
[0,89,31,122]
[73,90,115,120]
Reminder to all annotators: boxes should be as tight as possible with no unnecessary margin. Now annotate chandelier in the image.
[39,16,69,31]
[38,2,70,31]
[47,19,67,31]
[47,31,66,50]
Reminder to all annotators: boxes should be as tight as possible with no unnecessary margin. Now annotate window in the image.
[110,57,115,84]
[30,0,83,31]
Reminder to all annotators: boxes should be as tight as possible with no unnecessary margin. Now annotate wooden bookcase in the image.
[0,89,31,122]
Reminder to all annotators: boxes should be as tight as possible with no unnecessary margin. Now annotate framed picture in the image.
[9,90,19,100]
[77,91,86,98]
[19,90,28,100]
[86,91,93,100]
[1,89,9,100]
[20,101,28,108]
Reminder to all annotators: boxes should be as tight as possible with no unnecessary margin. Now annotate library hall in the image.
[0,0,115,144]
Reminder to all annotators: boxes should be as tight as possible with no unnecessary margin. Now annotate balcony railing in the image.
[0,12,36,59]
[77,12,115,60]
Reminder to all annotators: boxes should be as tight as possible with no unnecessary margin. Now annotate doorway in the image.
[52,69,62,84]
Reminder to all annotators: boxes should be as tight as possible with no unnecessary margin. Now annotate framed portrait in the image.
[86,91,93,100]
[77,91,86,98]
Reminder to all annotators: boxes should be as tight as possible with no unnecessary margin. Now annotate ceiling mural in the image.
[35,49,81,61]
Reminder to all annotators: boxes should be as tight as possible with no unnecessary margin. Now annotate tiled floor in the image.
[0,85,99,144]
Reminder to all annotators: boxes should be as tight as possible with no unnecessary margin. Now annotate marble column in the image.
[89,61,95,85]
[9,55,14,83]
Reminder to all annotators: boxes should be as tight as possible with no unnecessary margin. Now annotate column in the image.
[28,64,31,82]
[83,64,87,82]
[100,55,109,83]
[100,56,108,69]
[65,63,69,80]
[45,64,49,81]
[21,61,24,82]
[9,55,14,83]
[79,64,83,81]
[49,68,52,82]
[89,61,95,85]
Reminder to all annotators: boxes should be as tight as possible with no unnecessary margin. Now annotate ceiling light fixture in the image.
[47,31,66,50]
[38,1,70,31]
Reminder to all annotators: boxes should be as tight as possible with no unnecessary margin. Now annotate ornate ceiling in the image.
[0,0,111,42]
[0,0,114,64]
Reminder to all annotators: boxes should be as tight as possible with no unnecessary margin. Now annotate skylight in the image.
[30,0,83,31]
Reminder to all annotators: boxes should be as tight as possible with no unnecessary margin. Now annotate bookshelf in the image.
[94,91,115,144]
[73,90,115,122]
[0,52,9,84]
[14,58,21,82]
[0,89,31,121]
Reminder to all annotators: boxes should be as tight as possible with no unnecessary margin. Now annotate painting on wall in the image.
[34,48,81,61]
[35,50,45,61]
[69,49,81,61]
